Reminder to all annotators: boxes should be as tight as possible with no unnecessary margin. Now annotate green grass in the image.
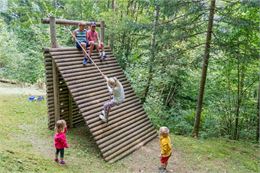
[0,95,125,173]
[174,135,260,173]
[0,94,259,173]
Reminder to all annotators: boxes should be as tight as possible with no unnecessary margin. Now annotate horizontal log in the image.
[72,118,85,125]
[42,18,102,27]
[102,126,154,156]
[75,83,131,99]
[72,111,80,116]
[77,91,134,112]
[72,120,85,127]
[66,76,105,86]
[68,77,128,91]
[68,78,129,95]
[62,69,124,79]
[57,61,121,72]
[81,95,140,119]
[74,86,132,103]
[92,110,146,138]
[80,93,136,115]
[72,116,84,123]
[60,106,69,112]
[44,46,110,52]
[72,114,81,119]
[104,130,156,160]
[107,133,157,163]
[79,97,137,123]
[48,114,55,119]
[55,56,115,66]
[55,58,116,67]
[97,117,150,146]
[72,117,82,123]
[79,93,136,115]
[50,48,112,56]
[52,51,113,59]
[53,56,114,65]
[65,72,124,84]
[89,103,143,130]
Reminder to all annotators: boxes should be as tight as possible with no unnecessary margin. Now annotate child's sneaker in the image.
[99,111,107,123]
[54,158,59,163]
[100,54,107,61]
[103,54,107,59]
[82,57,88,65]
[88,59,93,64]
[158,167,167,173]
[60,160,65,165]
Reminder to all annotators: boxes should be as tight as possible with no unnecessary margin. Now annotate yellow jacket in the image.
[160,135,172,157]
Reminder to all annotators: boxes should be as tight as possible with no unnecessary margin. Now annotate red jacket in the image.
[54,128,69,149]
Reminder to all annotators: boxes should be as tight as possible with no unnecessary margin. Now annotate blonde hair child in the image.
[99,76,125,122]
[159,126,172,172]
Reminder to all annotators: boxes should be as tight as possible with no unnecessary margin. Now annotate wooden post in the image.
[52,60,60,123]
[49,16,58,48]
[100,21,105,43]
[68,92,73,128]
[50,16,59,124]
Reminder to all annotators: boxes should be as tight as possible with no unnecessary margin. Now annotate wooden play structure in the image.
[42,17,157,162]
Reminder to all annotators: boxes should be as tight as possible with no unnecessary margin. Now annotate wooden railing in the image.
[42,17,105,48]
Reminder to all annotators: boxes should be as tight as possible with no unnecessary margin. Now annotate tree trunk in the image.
[110,0,115,50]
[234,57,240,140]
[80,0,82,20]
[257,75,260,142]
[192,0,216,138]
[227,65,233,138]
[142,1,159,103]
[112,0,115,9]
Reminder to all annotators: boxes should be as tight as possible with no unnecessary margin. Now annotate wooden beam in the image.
[49,16,58,48]
[52,59,60,123]
[42,18,102,27]
[68,92,73,128]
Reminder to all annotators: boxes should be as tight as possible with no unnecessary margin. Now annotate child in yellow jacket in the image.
[159,126,172,172]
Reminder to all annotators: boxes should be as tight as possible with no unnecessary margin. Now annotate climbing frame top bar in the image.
[42,18,102,27]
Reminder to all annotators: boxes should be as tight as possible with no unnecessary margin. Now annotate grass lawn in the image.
[0,95,125,173]
[0,94,259,173]
[173,136,260,172]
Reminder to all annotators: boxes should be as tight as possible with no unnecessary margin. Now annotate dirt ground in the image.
[124,137,187,173]
[0,82,45,95]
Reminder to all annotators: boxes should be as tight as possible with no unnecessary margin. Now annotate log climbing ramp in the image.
[43,18,157,162]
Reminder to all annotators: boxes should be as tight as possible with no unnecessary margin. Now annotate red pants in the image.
[160,155,170,164]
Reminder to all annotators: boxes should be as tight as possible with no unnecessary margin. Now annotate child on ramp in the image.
[99,76,125,123]
[54,120,69,165]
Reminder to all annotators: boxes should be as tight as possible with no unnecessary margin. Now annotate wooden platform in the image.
[43,47,157,162]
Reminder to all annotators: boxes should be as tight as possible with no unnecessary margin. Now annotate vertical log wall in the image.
[44,49,83,129]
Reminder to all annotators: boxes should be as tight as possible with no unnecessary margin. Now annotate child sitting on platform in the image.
[72,22,91,65]
[87,22,107,60]
[99,76,125,123]
[54,120,69,165]
[159,126,172,173]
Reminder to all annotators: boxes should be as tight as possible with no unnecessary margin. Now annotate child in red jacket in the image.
[54,120,69,165]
